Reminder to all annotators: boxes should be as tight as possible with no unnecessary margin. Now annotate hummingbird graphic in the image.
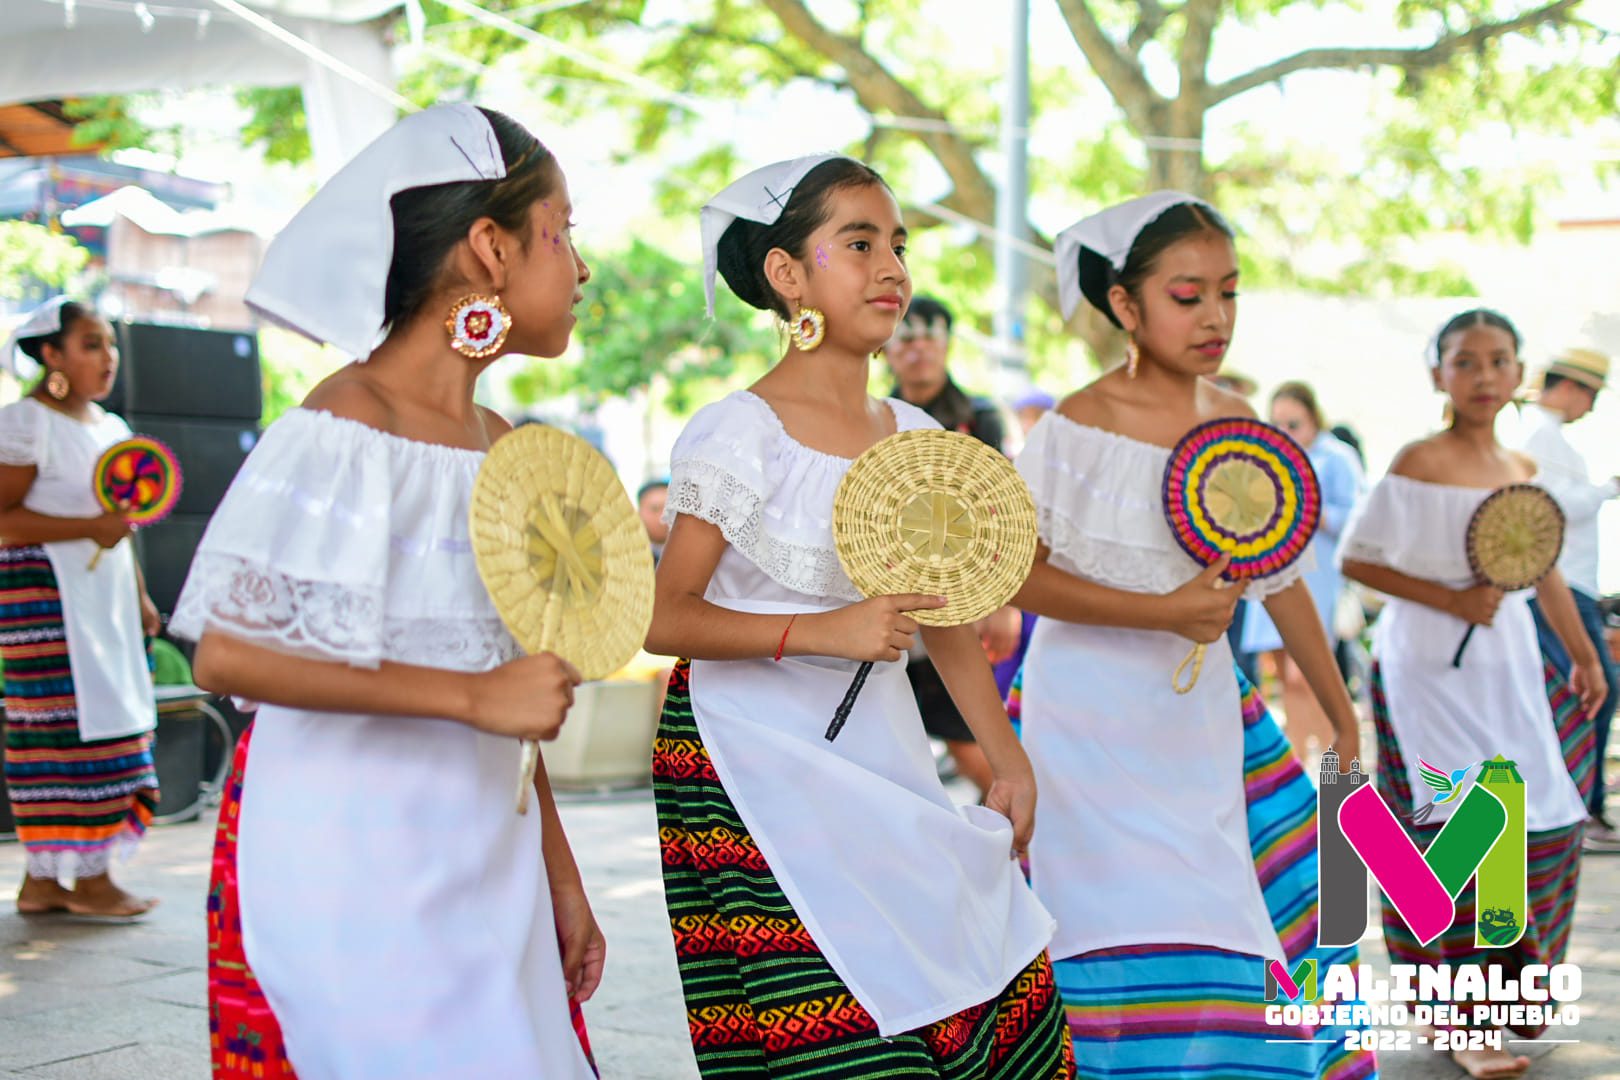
[1411,758,1472,824]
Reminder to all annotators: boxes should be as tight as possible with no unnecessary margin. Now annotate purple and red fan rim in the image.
[1160,417,1321,581]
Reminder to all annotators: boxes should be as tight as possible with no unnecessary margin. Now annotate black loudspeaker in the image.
[109,322,262,420]
[128,416,259,517]
[135,513,210,616]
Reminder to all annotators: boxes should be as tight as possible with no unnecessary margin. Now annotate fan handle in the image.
[826,661,874,741]
[1450,625,1477,669]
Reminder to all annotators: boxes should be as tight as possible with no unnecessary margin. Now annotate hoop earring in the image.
[446,294,512,359]
[1125,335,1140,379]
[787,307,826,352]
[45,370,70,400]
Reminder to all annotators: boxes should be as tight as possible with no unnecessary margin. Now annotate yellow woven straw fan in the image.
[1451,483,1564,668]
[828,429,1037,739]
[470,425,656,813]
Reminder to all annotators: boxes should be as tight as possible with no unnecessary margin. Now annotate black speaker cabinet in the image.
[110,322,262,421]
[126,416,259,517]
[134,512,210,617]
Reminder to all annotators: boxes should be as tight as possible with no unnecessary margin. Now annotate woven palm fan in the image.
[1163,418,1321,694]
[829,429,1037,740]
[470,425,656,813]
[1451,483,1564,668]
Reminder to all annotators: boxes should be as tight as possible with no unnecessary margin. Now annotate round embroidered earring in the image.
[45,370,70,400]
[1124,334,1140,379]
[446,294,512,359]
[788,306,826,352]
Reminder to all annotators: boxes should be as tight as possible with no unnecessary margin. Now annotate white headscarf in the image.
[2,295,75,380]
[246,103,509,360]
[700,152,844,316]
[1053,190,1211,321]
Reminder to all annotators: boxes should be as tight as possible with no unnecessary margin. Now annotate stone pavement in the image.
[2,787,1618,1079]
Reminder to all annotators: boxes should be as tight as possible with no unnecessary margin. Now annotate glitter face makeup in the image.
[815,243,830,269]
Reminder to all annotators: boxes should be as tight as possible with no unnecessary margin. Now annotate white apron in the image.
[690,597,1055,1036]
[43,536,153,740]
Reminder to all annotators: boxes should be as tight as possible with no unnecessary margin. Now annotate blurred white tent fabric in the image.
[2,0,407,177]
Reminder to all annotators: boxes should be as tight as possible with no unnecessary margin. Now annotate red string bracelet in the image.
[774,614,798,662]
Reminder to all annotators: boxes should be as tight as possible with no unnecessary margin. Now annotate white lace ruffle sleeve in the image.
[664,391,941,603]
[1017,412,1305,601]
[0,398,47,469]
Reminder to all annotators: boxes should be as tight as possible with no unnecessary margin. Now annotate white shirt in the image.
[1510,403,1618,598]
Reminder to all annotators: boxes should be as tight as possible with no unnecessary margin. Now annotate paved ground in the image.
[2,778,1618,1078]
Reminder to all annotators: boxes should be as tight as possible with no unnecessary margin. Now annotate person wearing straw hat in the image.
[1511,346,1619,849]
[646,154,1072,1077]
[1343,310,1604,1078]
[1008,193,1375,1079]
[169,106,600,1080]
[0,296,161,919]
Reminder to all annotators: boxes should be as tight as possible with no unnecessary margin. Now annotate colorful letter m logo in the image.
[1265,959,1317,1002]
[1319,756,1529,950]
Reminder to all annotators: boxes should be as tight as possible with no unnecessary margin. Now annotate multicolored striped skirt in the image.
[654,661,1076,1079]
[1371,659,1587,1038]
[0,544,157,880]
[1009,668,1378,1079]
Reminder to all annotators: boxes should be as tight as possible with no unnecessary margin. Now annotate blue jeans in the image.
[1532,589,1617,820]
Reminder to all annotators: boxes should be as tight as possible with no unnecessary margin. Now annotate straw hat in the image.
[1542,347,1610,393]
[469,424,655,681]
[833,430,1036,626]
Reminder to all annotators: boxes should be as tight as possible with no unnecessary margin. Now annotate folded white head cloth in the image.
[2,295,75,380]
[247,103,508,360]
[699,152,844,316]
[1052,190,1209,321]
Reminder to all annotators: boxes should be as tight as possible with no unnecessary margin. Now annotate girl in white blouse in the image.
[171,106,601,1080]
[1341,308,1604,1080]
[645,154,1071,1078]
[1010,192,1374,1079]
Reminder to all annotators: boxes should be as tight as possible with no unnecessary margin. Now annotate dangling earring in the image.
[787,306,826,352]
[1124,335,1140,379]
[45,370,70,400]
[446,293,512,359]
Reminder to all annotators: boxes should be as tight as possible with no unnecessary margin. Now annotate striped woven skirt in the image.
[1009,669,1379,1080]
[654,660,1076,1079]
[1371,659,1587,1038]
[0,544,157,880]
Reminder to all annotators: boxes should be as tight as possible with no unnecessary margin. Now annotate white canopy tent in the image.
[1,0,409,176]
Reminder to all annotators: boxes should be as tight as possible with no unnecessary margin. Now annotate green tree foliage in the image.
[0,222,90,300]
[508,237,777,413]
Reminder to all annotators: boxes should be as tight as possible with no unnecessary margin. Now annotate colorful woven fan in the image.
[88,437,183,570]
[829,429,1037,739]
[469,424,656,813]
[1161,417,1321,693]
[1451,483,1564,668]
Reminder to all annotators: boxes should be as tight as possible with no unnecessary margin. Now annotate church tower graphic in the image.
[1317,750,1369,947]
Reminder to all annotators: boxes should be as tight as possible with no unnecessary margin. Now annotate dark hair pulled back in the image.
[715,157,890,320]
[1433,308,1520,367]
[1077,201,1235,329]
[382,108,558,333]
[15,301,94,363]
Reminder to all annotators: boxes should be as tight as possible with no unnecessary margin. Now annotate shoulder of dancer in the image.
[301,372,397,437]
